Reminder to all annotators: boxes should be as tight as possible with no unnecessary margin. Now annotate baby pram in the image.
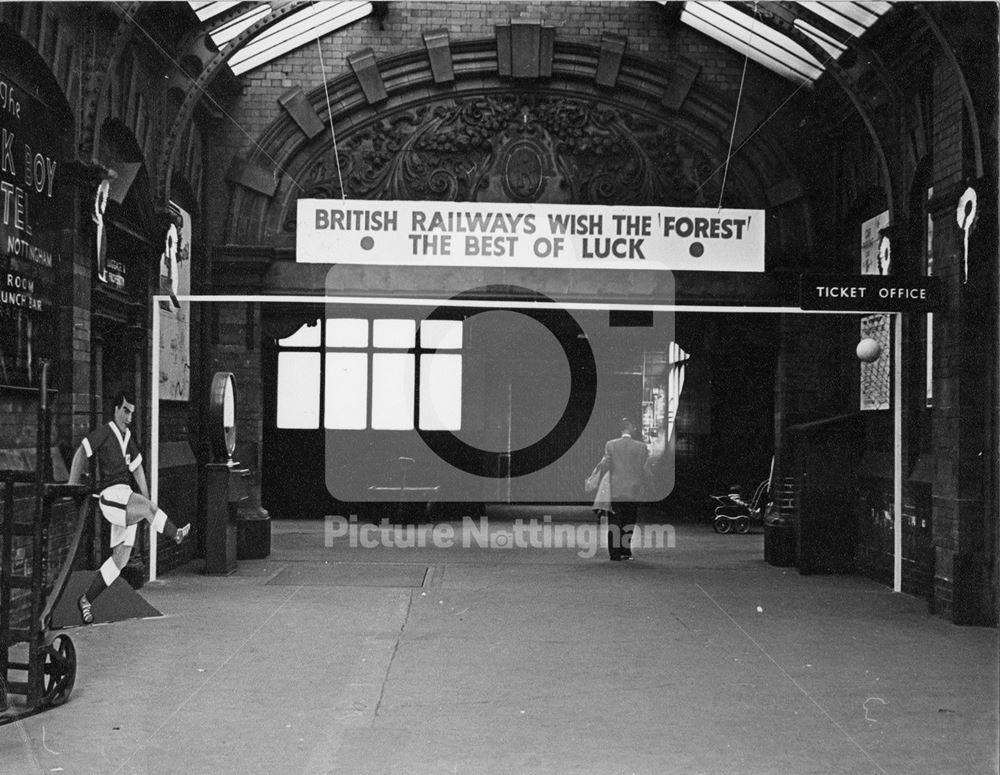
[710,479,770,534]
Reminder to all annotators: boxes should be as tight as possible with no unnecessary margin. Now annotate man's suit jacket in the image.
[601,433,649,502]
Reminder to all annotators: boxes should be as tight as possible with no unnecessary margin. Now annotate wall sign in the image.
[0,72,63,388]
[799,274,942,312]
[956,186,977,284]
[296,199,765,272]
[93,177,110,282]
[861,210,890,276]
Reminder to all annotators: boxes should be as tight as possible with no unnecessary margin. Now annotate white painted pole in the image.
[893,312,903,592]
[150,307,160,582]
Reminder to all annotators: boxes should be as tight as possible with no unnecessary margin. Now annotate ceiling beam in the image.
[156,0,315,203]
[733,0,898,221]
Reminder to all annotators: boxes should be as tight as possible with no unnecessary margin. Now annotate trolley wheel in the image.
[42,635,76,707]
[735,517,750,534]
[714,516,732,534]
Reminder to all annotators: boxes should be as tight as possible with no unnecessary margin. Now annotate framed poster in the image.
[157,202,192,401]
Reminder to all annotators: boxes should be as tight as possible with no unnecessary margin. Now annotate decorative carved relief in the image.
[284,94,740,231]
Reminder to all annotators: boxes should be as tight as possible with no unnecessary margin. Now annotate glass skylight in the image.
[209,5,272,48]
[682,2,823,85]
[188,1,372,75]
[679,1,893,85]
[228,2,372,75]
[795,18,847,60]
[809,1,893,37]
[189,1,245,23]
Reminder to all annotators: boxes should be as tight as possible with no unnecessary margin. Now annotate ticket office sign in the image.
[297,199,765,272]
[799,274,942,312]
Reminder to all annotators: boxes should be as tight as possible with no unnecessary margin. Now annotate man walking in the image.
[599,418,649,561]
[68,390,190,623]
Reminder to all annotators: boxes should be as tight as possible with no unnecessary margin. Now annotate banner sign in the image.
[297,199,765,272]
[799,274,941,312]
[0,71,62,388]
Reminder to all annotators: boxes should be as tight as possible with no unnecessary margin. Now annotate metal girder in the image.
[733,0,897,219]
[155,0,315,203]
[734,0,899,101]
[79,2,144,159]
[775,2,898,104]
[914,4,983,178]
[166,0,259,86]
[759,1,852,46]
[192,1,258,26]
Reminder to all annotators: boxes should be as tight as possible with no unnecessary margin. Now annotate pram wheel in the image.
[42,635,76,707]
[714,516,732,534]
[735,517,750,534]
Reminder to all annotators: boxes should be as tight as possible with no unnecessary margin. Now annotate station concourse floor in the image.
[1,506,997,775]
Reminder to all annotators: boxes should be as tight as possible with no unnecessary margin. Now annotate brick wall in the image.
[1,397,81,630]
[204,1,789,242]
[932,57,965,190]
[771,7,997,623]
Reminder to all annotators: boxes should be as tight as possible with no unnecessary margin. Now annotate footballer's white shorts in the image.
[99,484,137,547]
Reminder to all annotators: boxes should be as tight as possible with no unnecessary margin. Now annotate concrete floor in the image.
[1,507,997,775]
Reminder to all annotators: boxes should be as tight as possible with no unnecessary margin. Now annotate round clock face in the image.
[222,374,236,457]
[211,372,237,460]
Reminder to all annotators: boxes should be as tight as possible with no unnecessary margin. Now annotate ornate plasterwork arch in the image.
[224,34,809,257]
[274,92,756,232]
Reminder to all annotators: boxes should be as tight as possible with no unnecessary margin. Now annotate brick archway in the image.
[223,32,812,267]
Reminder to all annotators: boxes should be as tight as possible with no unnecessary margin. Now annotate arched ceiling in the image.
[160,1,905,216]
[187,1,891,84]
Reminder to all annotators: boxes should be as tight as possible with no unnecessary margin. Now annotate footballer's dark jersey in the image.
[82,423,142,490]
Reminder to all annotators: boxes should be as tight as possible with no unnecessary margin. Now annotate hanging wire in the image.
[316,37,347,201]
[698,3,871,198]
[717,1,758,211]
[113,2,304,192]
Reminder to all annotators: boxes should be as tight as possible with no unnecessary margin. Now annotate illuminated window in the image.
[325,352,367,429]
[925,188,934,407]
[326,318,368,347]
[276,316,463,430]
[373,319,415,348]
[276,351,320,428]
[667,342,690,441]
[278,319,321,348]
[420,354,462,430]
[372,353,415,429]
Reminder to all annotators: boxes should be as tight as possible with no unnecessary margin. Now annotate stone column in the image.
[927,182,995,625]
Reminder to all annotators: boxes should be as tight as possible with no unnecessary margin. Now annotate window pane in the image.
[326,318,368,348]
[926,314,934,406]
[373,319,415,348]
[420,354,462,430]
[277,352,320,428]
[278,319,321,347]
[325,353,368,429]
[372,354,414,429]
[420,319,463,349]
